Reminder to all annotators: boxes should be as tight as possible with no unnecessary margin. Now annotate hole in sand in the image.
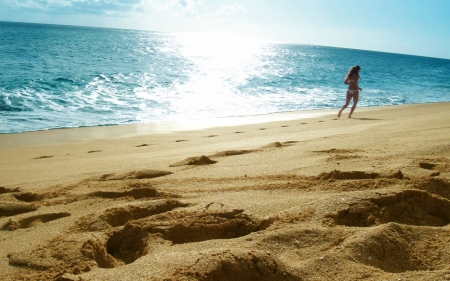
[82,239,122,268]
[420,162,436,170]
[3,212,70,230]
[412,177,450,200]
[106,203,270,265]
[328,190,450,227]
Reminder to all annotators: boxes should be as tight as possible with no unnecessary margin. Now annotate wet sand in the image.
[1,103,450,281]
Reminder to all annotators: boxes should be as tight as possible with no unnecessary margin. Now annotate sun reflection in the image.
[161,33,274,119]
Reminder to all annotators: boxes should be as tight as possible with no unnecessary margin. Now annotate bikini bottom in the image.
[347,90,358,94]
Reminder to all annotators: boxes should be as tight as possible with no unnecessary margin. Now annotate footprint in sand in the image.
[419,160,450,173]
[74,200,188,232]
[100,200,188,227]
[136,144,149,147]
[90,187,164,200]
[314,149,362,154]
[316,170,403,180]
[325,189,450,227]
[33,155,53,159]
[0,187,42,202]
[99,169,172,181]
[3,212,71,230]
[0,187,20,194]
[209,150,254,157]
[260,141,299,149]
[88,150,101,153]
[176,139,188,142]
[313,149,364,162]
[104,203,270,265]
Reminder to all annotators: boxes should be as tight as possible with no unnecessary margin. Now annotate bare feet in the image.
[338,110,342,118]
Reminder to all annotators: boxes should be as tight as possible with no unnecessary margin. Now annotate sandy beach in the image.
[1,102,449,281]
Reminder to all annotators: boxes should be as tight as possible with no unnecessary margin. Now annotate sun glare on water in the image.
[160,33,273,120]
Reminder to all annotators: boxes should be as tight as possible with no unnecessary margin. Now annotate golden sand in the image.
[1,103,449,281]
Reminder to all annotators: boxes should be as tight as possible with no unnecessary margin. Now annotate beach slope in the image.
[1,103,450,281]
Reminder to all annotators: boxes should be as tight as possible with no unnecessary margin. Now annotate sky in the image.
[1,0,449,59]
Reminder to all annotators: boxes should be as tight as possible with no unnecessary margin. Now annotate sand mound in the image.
[169,156,217,167]
[0,201,37,217]
[172,249,303,281]
[342,222,450,272]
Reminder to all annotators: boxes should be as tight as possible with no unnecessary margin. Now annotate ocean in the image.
[1,21,449,134]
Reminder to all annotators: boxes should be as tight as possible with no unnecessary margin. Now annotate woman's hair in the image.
[345,65,361,80]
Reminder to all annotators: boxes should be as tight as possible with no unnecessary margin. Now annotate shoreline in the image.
[0,103,420,148]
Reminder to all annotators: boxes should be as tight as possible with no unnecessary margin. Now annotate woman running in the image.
[338,65,362,118]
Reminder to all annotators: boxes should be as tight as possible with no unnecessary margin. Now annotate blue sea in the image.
[1,21,449,134]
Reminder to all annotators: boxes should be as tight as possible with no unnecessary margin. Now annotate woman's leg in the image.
[338,91,352,118]
[348,92,359,118]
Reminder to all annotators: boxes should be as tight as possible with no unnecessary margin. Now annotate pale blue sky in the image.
[1,0,449,59]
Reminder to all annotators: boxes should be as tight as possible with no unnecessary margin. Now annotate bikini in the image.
[347,80,358,94]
